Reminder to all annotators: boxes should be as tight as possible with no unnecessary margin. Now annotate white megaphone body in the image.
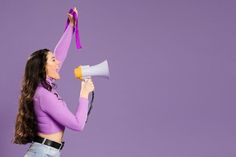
[74,60,110,80]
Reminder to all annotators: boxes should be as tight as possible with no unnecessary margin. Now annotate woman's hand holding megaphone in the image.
[80,79,95,99]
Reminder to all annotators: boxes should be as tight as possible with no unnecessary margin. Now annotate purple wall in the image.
[0,0,235,156]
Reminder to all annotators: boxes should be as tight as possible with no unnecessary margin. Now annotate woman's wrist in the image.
[80,91,89,99]
[69,22,74,27]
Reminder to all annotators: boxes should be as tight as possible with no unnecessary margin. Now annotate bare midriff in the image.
[37,131,64,143]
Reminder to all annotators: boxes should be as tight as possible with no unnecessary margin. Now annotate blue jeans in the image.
[24,142,61,157]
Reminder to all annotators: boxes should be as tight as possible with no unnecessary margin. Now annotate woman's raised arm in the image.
[54,9,77,71]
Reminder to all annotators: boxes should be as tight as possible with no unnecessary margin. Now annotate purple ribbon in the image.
[65,8,82,49]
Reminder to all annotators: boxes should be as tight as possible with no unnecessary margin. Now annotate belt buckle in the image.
[42,138,47,144]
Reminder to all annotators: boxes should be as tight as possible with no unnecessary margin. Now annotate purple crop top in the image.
[33,23,88,134]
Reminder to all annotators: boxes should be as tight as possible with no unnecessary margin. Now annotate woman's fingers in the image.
[73,7,78,15]
[67,13,75,26]
[83,79,95,92]
[80,79,94,98]
[67,13,73,20]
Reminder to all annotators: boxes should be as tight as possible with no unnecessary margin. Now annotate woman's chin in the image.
[47,72,60,80]
[55,75,60,80]
[51,74,60,80]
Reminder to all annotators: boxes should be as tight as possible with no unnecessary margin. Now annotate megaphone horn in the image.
[74,60,110,80]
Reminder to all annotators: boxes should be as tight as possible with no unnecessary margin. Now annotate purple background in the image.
[0,0,235,156]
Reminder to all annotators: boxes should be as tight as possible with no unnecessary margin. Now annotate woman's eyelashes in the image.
[51,57,56,62]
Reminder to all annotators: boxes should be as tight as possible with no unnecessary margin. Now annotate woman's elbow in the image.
[72,122,86,132]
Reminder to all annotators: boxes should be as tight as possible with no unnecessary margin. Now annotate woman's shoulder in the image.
[34,86,54,98]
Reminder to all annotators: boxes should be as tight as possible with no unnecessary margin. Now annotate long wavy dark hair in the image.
[13,49,53,144]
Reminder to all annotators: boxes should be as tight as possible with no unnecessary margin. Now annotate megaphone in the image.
[74,60,110,80]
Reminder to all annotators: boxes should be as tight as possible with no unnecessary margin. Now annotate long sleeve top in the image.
[33,24,88,134]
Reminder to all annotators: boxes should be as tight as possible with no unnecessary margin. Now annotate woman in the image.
[13,8,94,157]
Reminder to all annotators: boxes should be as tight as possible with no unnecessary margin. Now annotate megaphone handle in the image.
[85,91,95,123]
